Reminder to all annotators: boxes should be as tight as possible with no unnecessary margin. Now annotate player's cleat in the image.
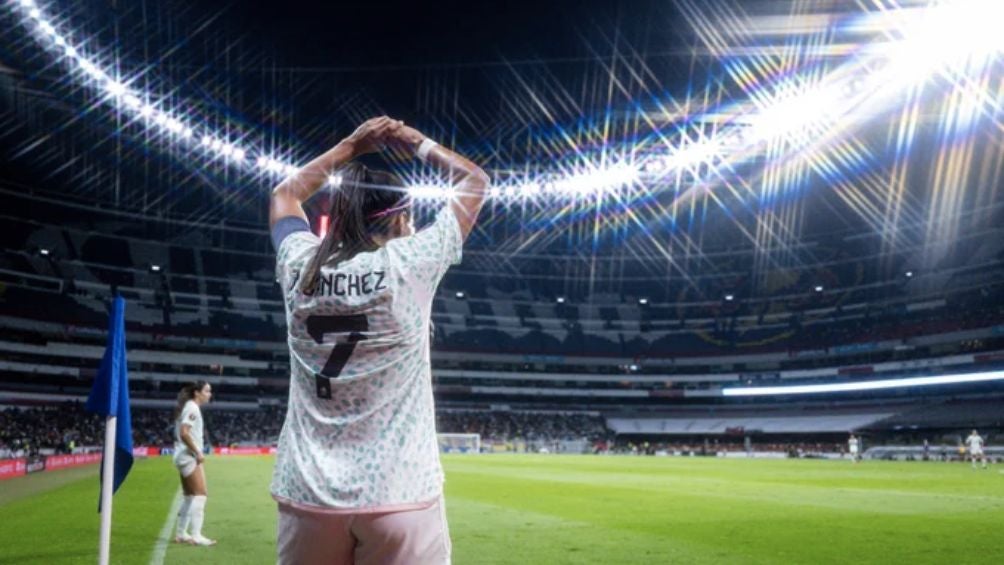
[190,535,217,546]
[174,534,193,544]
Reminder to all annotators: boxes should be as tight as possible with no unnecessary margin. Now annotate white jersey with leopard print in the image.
[271,205,462,511]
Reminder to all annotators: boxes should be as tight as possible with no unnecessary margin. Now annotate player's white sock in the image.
[176,495,194,538]
[190,495,208,539]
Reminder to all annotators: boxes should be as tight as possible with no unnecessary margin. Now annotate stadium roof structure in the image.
[1,0,1001,283]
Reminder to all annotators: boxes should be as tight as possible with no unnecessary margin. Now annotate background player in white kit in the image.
[172,380,216,546]
[965,429,987,469]
[848,434,860,463]
[269,116,488,564]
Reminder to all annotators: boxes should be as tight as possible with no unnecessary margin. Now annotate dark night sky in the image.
[227,0,687,68]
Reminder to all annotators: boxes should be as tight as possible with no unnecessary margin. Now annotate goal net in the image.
[437,433,481,454]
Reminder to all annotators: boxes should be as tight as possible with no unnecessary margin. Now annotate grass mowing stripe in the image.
[149,488,183,565]
[6,455,1003,564]
[162,456,278,564]
[0,458,180,564]
[0,464,100,506]
[442,455,1004,564]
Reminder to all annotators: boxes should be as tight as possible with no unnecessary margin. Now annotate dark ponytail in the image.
[175,380,208,419]
[299,162,410,295]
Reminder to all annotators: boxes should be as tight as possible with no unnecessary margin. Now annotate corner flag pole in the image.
[98,416,117,565]
[86,295,134,565]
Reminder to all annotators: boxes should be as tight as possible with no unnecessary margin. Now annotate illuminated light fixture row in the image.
[14,0,1000,202]
[13,0,300,179]
[10,0,644,201]
[722,370,1004,396]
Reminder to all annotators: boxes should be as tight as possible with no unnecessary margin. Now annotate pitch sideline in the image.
[149,488,183,565]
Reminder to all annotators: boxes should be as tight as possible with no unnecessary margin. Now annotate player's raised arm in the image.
[269,116,402,229]
[387,125,489,241]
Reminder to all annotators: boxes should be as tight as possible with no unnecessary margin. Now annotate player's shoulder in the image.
[278,231,320,265]
[384,206,463,271]
[389,206,460,248]
[182,400,201,418]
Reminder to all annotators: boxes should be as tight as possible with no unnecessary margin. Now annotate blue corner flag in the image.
[86,296,133,508]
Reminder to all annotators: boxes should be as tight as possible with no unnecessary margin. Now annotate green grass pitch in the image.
[2,454,1002,564]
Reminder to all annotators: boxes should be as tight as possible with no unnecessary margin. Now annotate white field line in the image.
[150,488,183,565]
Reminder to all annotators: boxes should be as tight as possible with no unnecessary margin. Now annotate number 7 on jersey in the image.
[306,315,369,399]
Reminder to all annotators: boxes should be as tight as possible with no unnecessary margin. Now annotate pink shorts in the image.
[277,497,451,565]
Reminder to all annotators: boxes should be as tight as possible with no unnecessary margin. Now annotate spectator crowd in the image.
[2,404,610,456]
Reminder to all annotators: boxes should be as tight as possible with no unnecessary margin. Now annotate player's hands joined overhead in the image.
[384,124,427,155]
[343,116,404,158]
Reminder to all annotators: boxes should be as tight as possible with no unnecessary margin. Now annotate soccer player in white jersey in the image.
[965,429,987,469]
[172,380,216,546]
[269,116,488,564]
[848,434,860,463]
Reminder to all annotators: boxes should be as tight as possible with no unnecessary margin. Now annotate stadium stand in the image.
[1,190,1002,453]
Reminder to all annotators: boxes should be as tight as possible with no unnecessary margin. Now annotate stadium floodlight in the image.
[260,158,284,174]
[9,0,305,182]
[455,291,465,299]
[722,370,1004,396]
[556,297,565,304]
[629,364,639,372]
[878,0,1004,87]
[905,271,914,278]
[551,162,639,196]
[149,264,162,273]
[724,294,734,301]
[16,0,999,205]
[39,248,50,256]
[747,82,841,144]
[662,138,721,172]
[642,158,664,173]
[77,59,100,78]
[408,183,450,200]
[814,285,824,292]
[638,298,648,305]
[518,181,541,198]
